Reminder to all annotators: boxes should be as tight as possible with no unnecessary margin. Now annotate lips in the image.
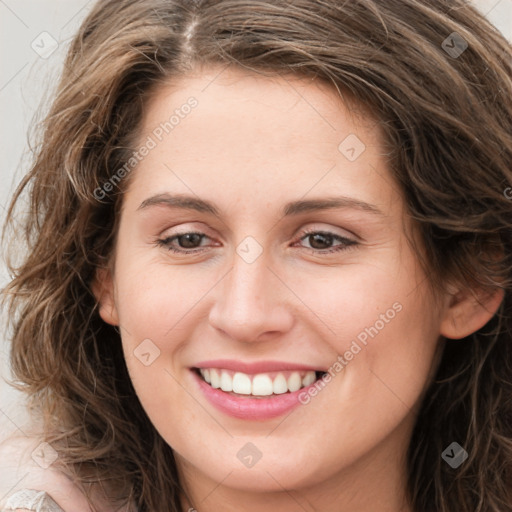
[191,359,327,420]
[195,359,325,374]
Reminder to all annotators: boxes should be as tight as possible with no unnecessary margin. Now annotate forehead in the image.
[141,65,381,150]
[125,65,399,218]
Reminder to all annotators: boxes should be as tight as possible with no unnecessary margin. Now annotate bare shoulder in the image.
[0,435,94,511]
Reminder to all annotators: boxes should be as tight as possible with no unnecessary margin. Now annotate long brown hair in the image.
[2,1,512,510]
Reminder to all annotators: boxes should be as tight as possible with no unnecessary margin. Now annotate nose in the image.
[208,251,295,343]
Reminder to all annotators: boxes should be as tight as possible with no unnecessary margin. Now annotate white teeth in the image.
[210,369,220,389]
[232,372,252,394]
[199,368,319,396]
[252,374,274,396]
[220,371,233,392]
[302,372,316,387]
[272,374,288,394]
[287,372,302,392]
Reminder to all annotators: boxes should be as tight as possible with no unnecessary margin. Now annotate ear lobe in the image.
[91,266,119,326]
[440,285,504,340]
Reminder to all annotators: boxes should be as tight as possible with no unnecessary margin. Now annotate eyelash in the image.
[156,229,357,255]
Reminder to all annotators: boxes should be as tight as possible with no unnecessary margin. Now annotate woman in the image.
[1,0,511,511]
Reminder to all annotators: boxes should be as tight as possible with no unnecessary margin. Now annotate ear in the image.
[91,266,119,326]
[440,284,504,339]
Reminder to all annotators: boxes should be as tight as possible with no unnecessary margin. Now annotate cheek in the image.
[289,255,440,412]
[288,254,432,354]
[110,259,218,429]
[360,293,441,410]
[113,256,218,343]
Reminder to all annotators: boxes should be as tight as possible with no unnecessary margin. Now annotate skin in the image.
[94,65,502,512]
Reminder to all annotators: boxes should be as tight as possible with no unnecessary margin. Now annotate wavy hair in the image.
[2,0,512,510]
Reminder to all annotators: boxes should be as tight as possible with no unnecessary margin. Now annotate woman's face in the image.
[97,66,450,506]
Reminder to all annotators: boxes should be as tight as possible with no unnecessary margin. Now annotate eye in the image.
[155,229,357,255]
[295,229,357,254]
[156,231,213,253]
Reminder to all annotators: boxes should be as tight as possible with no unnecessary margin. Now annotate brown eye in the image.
[307,233,334,250]
[177,233,204,248]
[157,232,211,253]
[297,230,357,254]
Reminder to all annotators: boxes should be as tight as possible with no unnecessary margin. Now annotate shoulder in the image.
[0,435,94,512]
[2,488,65,511]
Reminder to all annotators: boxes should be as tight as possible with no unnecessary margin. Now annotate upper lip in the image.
[193,359,326,374]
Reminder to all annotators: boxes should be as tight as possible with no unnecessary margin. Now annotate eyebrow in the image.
[137,193,385,217]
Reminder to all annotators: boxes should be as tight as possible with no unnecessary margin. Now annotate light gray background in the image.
[1,0,511,442]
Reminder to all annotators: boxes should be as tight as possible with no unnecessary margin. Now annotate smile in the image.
[196,368,322,397]
[192,361,328,420]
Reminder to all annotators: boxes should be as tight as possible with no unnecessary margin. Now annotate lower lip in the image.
[192,370,315,420]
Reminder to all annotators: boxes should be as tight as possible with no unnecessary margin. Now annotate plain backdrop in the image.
[1,0,511,442]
